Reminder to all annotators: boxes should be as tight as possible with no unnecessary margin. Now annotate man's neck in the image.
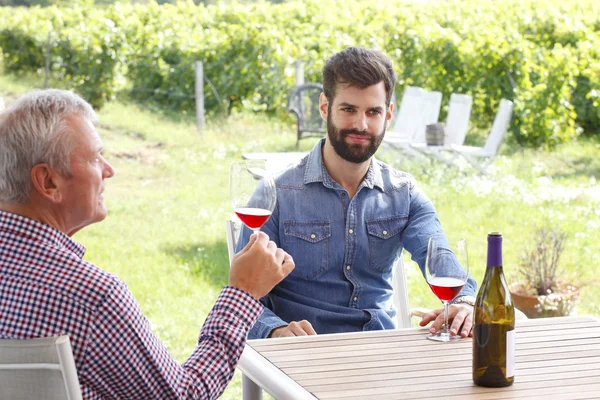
[0,202,71,236]
[322,140,371,199]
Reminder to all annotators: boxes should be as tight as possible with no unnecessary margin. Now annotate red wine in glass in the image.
[428,277,466,302]
[425,237,470,342]
[230,159,276,234]
[234,207,272,230]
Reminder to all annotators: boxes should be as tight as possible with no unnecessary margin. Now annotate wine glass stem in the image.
[443,301,450,334]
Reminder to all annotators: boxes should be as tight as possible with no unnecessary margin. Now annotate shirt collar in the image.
[0,210,86,258]
[303,138,385,191]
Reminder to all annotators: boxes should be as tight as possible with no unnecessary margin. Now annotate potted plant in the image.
[509,227,580,318]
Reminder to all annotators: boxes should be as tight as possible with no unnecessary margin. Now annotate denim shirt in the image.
[238,139,477,339]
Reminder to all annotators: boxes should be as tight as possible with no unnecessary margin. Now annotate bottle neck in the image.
[487,235,503,268]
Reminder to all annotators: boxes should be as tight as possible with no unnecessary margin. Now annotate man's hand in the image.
[229,232,295,300]
[269,320,317,338]
[418,304,474,338]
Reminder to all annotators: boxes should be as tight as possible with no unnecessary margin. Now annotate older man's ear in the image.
[30,163,64,204]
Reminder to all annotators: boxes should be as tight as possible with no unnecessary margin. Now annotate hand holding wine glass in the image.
[230,159,277,234]
[425,237,470,342]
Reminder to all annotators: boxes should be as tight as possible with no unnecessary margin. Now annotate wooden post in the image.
[44,32,52,89]
[195,61,205,134]
[295,60,304,87]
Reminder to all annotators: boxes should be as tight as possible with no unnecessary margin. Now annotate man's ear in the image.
[30,164,63,204]
[385,102,394,128]
[319,92,328,121]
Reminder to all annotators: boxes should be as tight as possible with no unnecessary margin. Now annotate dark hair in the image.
[322,46,397,106]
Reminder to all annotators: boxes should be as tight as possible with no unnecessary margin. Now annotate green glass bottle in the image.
[473,232,515,387]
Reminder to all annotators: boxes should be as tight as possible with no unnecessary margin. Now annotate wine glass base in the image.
[427,331,465,342]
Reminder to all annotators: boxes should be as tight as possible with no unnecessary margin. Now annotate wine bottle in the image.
[473,232,515,387]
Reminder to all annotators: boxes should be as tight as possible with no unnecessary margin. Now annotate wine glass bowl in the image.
[230,159,277,233]
[425,237,470,342]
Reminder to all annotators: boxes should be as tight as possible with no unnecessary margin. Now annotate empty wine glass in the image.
[425,237,470,342]
[230,159,276,234]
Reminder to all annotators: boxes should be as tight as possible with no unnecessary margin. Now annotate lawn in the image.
[1,74,599,399]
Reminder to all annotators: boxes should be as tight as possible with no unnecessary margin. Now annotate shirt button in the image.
[348,229,353,234]
[383,230,388,236]
[346,265,351,270]
[310,234,316,239]
[341,192,347,196]
[353,297,358,302]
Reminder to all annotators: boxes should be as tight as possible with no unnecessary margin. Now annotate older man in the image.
[238,47,477,339]
[0,89,294,399]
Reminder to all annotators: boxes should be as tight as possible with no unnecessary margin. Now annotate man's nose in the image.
[103,159,115,179]
[352,113,368,131]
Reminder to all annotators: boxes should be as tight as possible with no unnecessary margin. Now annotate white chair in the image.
[410,93,473,161]
[385,87,442,158]
[387,86,428,143]
[0,335,82,400]
[449,98,514,174]
[445,93,473,146]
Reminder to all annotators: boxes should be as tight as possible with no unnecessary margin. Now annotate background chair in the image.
[445,93,473,146]
[385,87,442,157]
[0,335,82,400]
[449,98,514,173]
[410,93,473,162]
[287,83,326,148]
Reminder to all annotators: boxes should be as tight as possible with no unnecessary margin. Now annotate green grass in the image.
[2,73,599,399]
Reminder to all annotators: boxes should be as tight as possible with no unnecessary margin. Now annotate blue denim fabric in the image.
[237,139,477,339]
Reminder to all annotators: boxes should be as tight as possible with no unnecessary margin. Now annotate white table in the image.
[237,315,600,399]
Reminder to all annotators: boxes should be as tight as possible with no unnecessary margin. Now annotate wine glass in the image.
[425,237,470,342]
[230,159,277,234]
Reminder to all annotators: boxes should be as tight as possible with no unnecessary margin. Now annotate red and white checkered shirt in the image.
[0,210,263,399]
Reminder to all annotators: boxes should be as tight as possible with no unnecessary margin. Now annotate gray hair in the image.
[0,89,97,204]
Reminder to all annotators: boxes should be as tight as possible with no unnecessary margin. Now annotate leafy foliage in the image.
[1,0,599,147]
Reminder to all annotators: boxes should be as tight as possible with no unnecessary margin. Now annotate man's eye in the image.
[368,110,381,115]
[342,107,354,112]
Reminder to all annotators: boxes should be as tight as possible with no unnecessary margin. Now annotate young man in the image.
[238,46,476,339]
[0,89,294,399]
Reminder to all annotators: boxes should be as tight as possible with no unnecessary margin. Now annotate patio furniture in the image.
[0,335,82,400]
[449,98,514,173]
[288,83,326,148]
[239,315,600,399]
[384,87,442,157]
[410,93,473,161]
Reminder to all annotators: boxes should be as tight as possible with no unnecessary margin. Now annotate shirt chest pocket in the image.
[366,216,407,273]
[283,221,331,280]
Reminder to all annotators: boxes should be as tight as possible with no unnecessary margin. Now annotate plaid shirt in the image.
[0,210,263,399]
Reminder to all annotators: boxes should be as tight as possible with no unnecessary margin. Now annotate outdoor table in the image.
[237,315,600,399]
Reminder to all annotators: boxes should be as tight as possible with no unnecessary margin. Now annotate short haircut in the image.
[322,46,397,106]
[0,89,97,204]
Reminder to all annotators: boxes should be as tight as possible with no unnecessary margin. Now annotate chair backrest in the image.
[226,219,242,265]
[412,90,443,143]
[225,219,412,328]
[0,335,82,400]
[287,83,326,143]
[389,86,427,141]
[391,256,412,329]
[482,98,514,158]
[445,93,472,146]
